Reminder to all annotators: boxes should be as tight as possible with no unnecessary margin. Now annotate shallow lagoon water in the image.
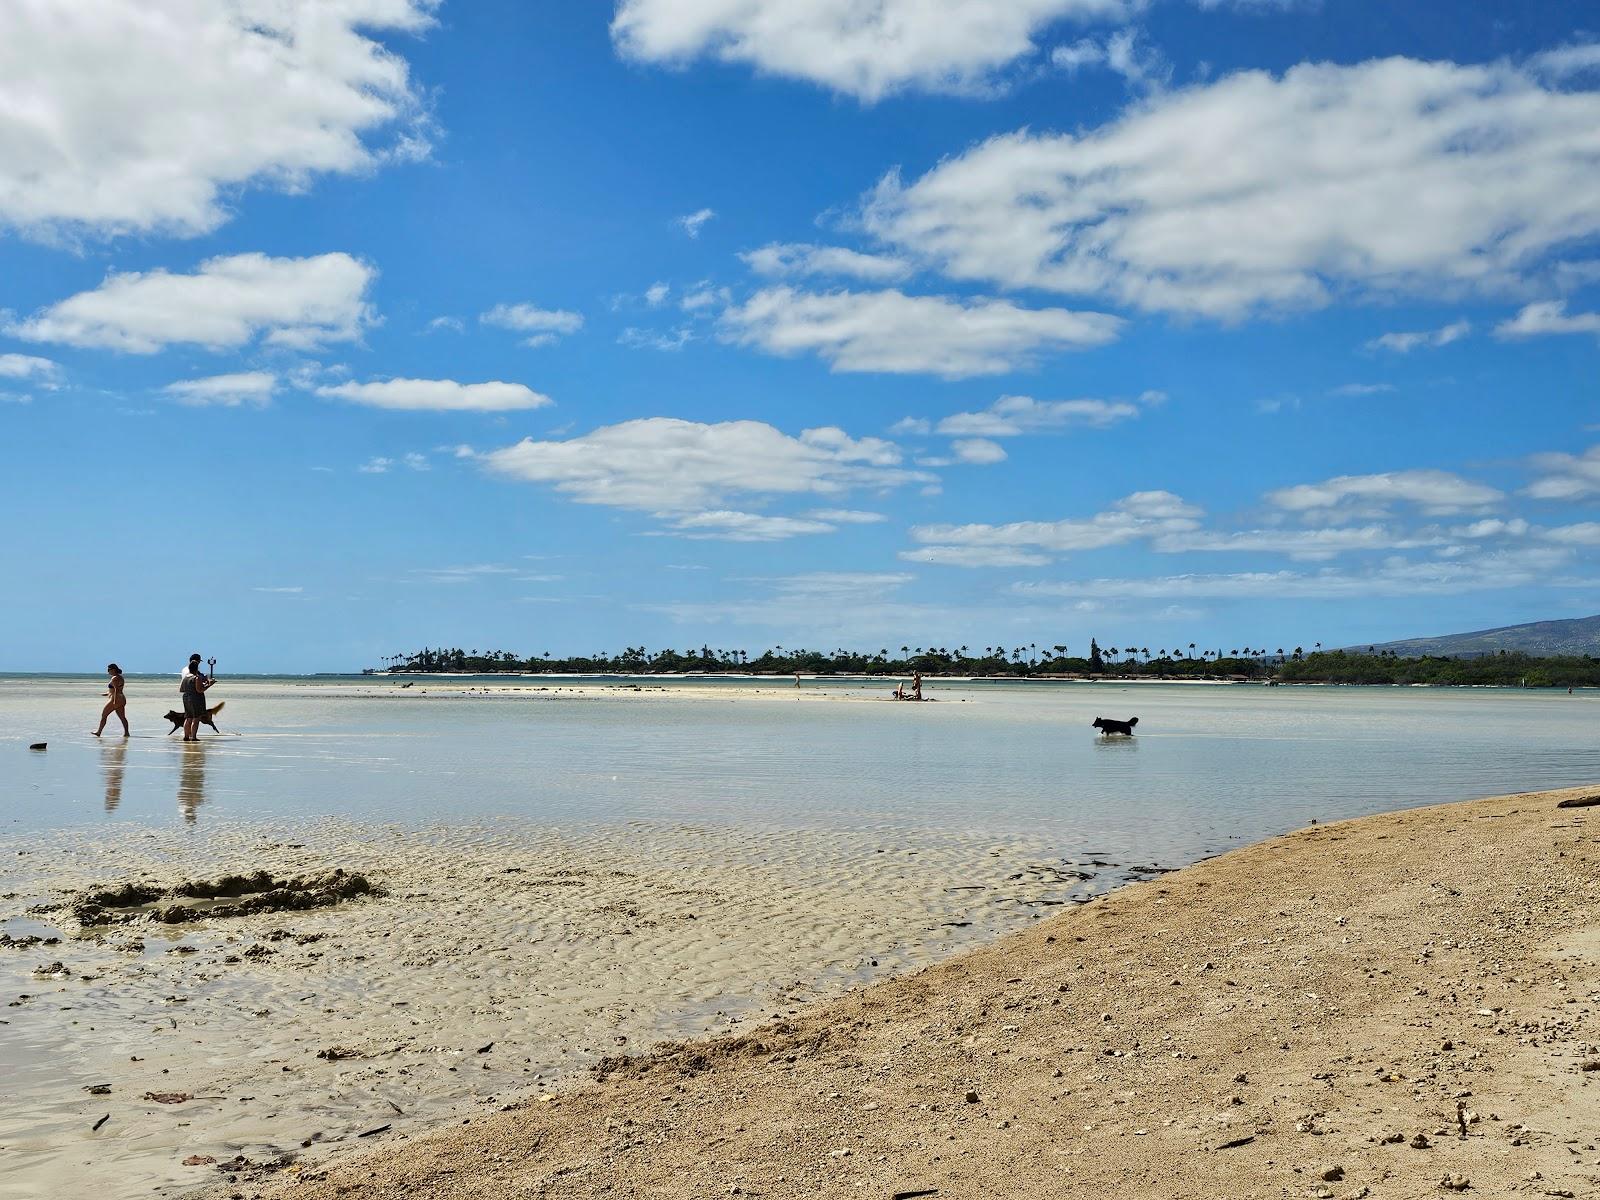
[5,674,1599,864]
[2,675,1598,1198]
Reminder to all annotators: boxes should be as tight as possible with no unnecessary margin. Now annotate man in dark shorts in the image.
[180,653,211,742]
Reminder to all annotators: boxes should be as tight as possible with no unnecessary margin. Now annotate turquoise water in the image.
[4,674,1597,871]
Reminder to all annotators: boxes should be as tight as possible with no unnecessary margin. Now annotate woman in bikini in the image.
[94,663,129,737]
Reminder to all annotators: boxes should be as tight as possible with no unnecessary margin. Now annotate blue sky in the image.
[2,0,1597,672]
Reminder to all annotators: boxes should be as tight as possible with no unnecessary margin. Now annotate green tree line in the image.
[372,642,1599,686]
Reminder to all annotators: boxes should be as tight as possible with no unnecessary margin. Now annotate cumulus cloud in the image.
[0,353,61,384]
[662,510,837,541]
[481,417,932,512]
[1049,27,1170,91]
[721,286,1121,378]
[1014,547,1582,600]
[620,326,695,352]
[1495,300,1600,340]
[1525,445,1600,500]
[1544,522,1600,546]
[677,207,716,237]
[480,303,584,347]
[1152,525,1441,560]
[907,490,1202,565]
[740,243,912,283]
[7,253,376,353]
[899,545,1052,567]
[1454,518,1531,538]
[318,378,552,412]
[612,0,1136,101]
[863,56,1600,316]
[1366,319,1471,353]
[1266,469,1502,517]
[164,371,278,407]
[951,437,1008,464]
[0,0,435,239]
[804,508,887,524]
[933,394,1145,437]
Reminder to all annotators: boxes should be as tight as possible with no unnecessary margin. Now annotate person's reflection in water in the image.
[177,741,209,824]
[101,740,128,812]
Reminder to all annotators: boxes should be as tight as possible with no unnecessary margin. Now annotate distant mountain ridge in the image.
[1353,615,1600,658]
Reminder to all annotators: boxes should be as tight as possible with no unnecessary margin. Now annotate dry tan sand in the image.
[224,786,1600,1200]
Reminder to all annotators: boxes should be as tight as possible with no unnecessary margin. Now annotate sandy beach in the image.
[211,785,1600,1200]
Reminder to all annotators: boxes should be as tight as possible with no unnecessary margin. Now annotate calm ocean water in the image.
[4,674,1597,870]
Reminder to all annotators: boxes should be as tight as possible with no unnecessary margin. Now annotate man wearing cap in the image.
[179,653,212,742]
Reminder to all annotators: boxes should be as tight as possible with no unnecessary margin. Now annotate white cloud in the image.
[1366,319,1470,353]
[620,326,695,352]
[1544,522,1600,546]
[8,253,375,353]
[164,371,278,407]
[0,353,61,385]
[663,510,837,541]
[1152,525,1439,560]
[411,563,517,583]
[359,456,394,474]
[1049,28,1169,91]
[0,0,435,239]
[318,378,552,412]
[1267,469,1502,517]
[612,0,1136,102]
[1530,42,1600,80]
[1495,300,1600,340]
[722,286,1121,378]
[1454,518,1530,538]
[681,285,729,312]
[480,303,584,347]
[934,394,1141,437]
[804,508,887,524]
[481,417,930,512]
[1015,547,1582,600]
[1328,382,1396,397]
[908,490,1202,565]
[427,316,465,333]
[951,437,1008,464]
[644,282,671,306]
[899,545,1052,567]
[864,57,1600,316]
[1526,445,1600,500]
[677,207,716,237]
[252,586,304,594]
[741,243,911,283]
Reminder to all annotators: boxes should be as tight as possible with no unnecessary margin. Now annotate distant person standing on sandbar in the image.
[93,663,129,737]
[180,653,211,742]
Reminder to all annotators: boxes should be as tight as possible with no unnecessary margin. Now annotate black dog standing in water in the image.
[163,701,225,736]
[1092,716,1139,736]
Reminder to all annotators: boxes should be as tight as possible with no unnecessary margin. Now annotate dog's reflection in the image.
[177,740,209,824]
[100,740,127,812]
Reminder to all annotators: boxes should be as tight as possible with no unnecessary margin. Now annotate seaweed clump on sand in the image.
[65,869,382,927]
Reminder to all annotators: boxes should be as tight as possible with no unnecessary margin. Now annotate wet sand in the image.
[218,785,1600,1200]
[0,818,1117,1199]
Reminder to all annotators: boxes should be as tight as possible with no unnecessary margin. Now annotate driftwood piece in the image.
[1556,795,1600,809]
